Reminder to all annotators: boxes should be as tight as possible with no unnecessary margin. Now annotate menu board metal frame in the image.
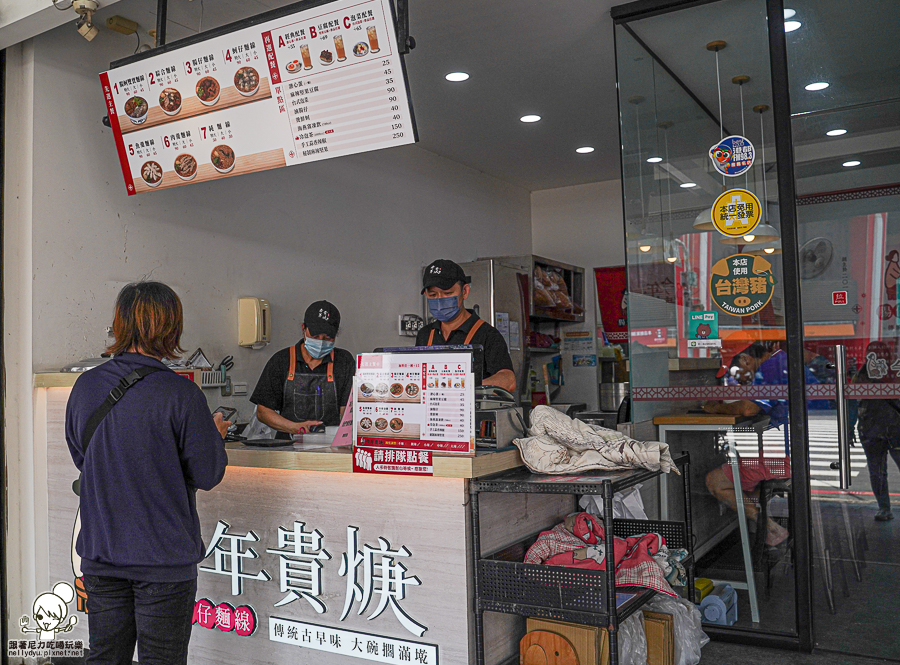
[102,0,417,194]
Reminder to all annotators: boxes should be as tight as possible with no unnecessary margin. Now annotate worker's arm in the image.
[483,369,517,393]
[256,404,322,434]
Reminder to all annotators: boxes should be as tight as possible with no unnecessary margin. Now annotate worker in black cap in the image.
[251,300,355,437]
[416,259,517,392]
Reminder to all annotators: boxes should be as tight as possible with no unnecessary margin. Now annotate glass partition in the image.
[787,0,900,658]
[615,0,796,636]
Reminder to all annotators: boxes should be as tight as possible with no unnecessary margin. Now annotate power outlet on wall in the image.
[233,382,248,396]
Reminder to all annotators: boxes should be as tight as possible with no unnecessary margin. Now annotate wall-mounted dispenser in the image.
[238,297,270,349]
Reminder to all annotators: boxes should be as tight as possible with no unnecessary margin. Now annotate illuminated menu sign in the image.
[100,0,416,195]
[354,352,475,455]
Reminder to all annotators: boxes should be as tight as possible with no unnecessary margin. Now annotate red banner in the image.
[353,446,433,476]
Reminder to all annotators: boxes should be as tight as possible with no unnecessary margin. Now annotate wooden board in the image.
[653,414,741,425]
[131,148,286,193]
[527,618,599,665]
[643,610,675,665]
[520,631,579,665]
[118,77,272,135]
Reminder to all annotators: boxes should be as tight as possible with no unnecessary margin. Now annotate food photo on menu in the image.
[356,405,421,440]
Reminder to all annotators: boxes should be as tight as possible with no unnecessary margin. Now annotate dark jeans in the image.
[83,575,196,665]
[860,436,900,511]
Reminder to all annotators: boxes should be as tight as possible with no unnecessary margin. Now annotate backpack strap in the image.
[80,365,164,449]
[74,364,163,496]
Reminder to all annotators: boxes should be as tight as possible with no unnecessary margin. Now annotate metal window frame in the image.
[0,46,8,665]
[610,0,813,652]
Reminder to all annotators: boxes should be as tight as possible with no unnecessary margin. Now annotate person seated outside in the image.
[703,343,829,547]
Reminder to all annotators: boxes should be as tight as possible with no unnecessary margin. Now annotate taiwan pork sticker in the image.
[710,254,776,317]
[709,135,755,177]
[711,188,762,238]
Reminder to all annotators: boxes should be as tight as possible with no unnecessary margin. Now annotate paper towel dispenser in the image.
[238,297,270,349]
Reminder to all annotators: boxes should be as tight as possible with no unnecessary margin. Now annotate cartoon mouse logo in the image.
[20,582,78,640]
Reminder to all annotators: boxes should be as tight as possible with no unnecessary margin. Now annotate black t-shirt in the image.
[250,343,356,415]
[415,310,514,384]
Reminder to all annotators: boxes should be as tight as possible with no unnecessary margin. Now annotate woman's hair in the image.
[107,281,185,359]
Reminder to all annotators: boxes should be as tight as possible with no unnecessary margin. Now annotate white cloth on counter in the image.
[514,406,679,475]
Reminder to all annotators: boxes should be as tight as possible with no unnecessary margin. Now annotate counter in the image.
[38,380,574,665]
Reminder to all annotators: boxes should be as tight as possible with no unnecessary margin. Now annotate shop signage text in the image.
[199,520,428,637]
[270,618,438,664]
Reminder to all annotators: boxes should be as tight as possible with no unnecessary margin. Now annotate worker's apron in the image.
[281,344,340,428]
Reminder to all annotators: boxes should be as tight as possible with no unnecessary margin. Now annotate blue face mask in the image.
[428,295,461,323]
[305,336,335,359]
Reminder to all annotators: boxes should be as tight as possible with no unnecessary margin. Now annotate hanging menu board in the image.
[354,351,475,455]
[100,0,416,195]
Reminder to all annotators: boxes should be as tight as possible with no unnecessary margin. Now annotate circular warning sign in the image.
[709,253,776,317]
[711,188,762,238]
[709,135,756,177]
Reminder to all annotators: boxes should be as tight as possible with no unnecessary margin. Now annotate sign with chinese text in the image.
[100,0,416,195]
[711,188,762,238]
[688,311,719,339]
[355,351,475,455]
[710,254,776,317]
[709,135,755,177]
[833,291,848,306]
[270,618,438,663]
[630,327,668,345]
[353,446,433,476]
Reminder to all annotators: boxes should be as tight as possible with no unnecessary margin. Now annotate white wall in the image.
[531,180,625,410]
[4,22,531,639]
[27,22,532,420]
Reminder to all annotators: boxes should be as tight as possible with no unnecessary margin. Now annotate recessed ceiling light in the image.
[639,244,652,252]
[520,114,541,123]
[743,234,756,242]
[445,72,469,82]
[826,129,847,136]
[843,160,861,167]
[784,20,802,32]
[783,8,796,19]
[576,146,595,154]
[805,81,830,91]
[680,182,697,188]
[647,156,663,163]
[764,247,776,254]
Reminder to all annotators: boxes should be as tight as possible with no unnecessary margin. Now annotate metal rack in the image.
[469,453,694,665]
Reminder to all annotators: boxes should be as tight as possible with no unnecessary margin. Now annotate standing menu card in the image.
[100,0,415,195]
[353,351,475,455]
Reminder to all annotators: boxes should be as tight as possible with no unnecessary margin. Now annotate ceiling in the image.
[94,0,624,192]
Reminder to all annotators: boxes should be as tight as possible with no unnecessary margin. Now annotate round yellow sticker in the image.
[711,188,762,238]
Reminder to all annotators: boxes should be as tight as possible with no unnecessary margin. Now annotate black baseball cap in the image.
[421,259,471,293]
[304,300,340,338]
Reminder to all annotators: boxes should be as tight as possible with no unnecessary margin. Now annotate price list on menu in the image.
[354,352,475,455]
[423,363,470,441]
[100,0,415,195]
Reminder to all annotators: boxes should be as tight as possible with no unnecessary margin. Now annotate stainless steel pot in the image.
[600,382,629,412]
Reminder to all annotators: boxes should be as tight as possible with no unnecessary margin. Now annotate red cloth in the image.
[524,513,676,597]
